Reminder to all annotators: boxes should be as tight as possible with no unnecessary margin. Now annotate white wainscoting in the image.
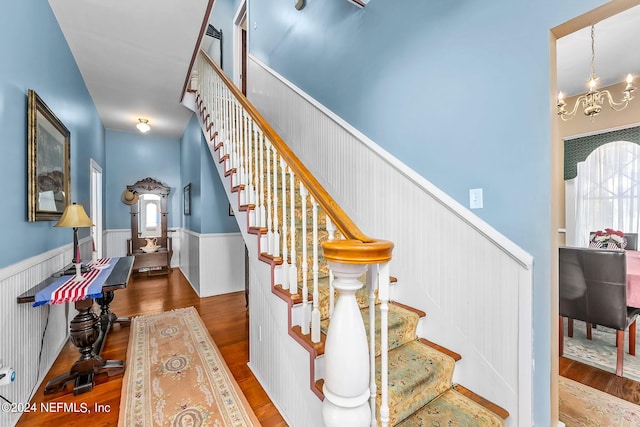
[247,56,533,426]
[0,239,92,427]
[247,249,321,427]
[104,229,130,258]
[178,229,246,298]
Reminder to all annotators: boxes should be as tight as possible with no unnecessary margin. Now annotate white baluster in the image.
[367,264,379,426]
[378,262,390,427]
[300,184,309,335]
[239,112,247,205]
[249,121,257,227]
[248,120,256,207]
[258,131,266,230]
[289,169,298,296]
[280,158,289,290]
[311,196,320,343]
[322,262,371,427]
[272,146,280,258]
[233,102,240,173]
[326,215,336,319]
[266,140,273,255]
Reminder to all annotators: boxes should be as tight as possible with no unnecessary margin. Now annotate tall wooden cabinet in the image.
[126,177,172,274]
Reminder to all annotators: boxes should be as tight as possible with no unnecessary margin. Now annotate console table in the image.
[17,256,134,395]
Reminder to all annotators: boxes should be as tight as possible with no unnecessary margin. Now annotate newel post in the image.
[321,239,394,427]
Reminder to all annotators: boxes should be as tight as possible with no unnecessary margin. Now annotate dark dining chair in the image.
[559,246,640,376]
[625,233,638,251]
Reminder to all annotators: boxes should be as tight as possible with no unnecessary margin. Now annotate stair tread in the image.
[375,340,455,425]
[321,302,420,355]
[395,387,505,427]
[453,384,509,421]
[419,337,461,362]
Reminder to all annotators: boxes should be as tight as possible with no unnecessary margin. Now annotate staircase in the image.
[190,50,510,426]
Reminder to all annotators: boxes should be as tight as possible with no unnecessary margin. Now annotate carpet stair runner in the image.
[222,132,509,425]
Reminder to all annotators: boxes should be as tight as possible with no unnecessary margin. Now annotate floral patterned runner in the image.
[559,376,640,426]
[118,306,260,427]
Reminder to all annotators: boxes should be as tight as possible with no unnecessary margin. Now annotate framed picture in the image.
[27,89,70,221]
[184,183,191,215]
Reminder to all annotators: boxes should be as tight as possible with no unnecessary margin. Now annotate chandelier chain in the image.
[590,25,596,81]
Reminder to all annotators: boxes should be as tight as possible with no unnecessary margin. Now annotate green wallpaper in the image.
[564,126,640,180]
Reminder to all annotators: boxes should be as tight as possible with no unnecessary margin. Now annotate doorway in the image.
[233,0,247,95]
[90,159,103,258]
[551,1,640,423]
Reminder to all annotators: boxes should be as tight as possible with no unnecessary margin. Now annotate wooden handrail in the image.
[178,0,215,104]
[199,50,385,247]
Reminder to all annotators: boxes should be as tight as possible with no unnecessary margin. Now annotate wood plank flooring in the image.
[560,356,640,405]
[15,266,640,426]
[16,269,287,426]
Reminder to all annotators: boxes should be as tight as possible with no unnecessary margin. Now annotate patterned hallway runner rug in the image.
[118,306,259,426]
[559,376,640,426]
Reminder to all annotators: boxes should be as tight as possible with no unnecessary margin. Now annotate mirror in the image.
[138,194,162,238]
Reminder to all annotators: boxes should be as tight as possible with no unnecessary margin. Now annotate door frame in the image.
[89,158,103,258]
[550,1,640,425]
[233,0,247,94]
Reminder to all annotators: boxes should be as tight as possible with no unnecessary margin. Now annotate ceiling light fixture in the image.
[136,118,151,133]
[557,25,635,121]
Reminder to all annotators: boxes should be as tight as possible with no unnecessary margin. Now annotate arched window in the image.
[574,140,640,246]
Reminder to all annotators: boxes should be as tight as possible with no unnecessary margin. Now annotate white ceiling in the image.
[48,0,212,138]
[557,5,640,97]
[47,2,640,138]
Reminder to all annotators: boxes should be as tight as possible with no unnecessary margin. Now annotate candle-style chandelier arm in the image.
[601,88,635,111]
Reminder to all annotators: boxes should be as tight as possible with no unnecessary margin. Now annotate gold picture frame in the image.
[27,89,70,221]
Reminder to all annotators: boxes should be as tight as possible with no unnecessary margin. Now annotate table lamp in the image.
[55,203,94,282]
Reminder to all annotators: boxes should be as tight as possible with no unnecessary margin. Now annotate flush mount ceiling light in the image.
[136,118,151,133]
[557,25,635,121]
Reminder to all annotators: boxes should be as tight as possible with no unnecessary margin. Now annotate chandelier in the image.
[557,25,635,121]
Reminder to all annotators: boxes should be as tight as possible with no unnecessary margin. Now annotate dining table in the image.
[626,250,640,308]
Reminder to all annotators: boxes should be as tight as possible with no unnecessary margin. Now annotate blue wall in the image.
[181,115,239,233]
[208,0,244,80]
[245,0,607,423]
[0,0,104,269]
[105,130,181,230]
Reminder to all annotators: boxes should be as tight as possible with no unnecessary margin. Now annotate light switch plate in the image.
[469,188,483,209]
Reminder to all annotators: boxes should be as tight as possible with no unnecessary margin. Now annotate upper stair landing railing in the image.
[192,49,393,426]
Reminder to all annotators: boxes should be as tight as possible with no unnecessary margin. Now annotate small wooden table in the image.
[17,256,134,395]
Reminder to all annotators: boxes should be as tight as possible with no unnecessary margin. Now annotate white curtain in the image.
[574,140,640,247]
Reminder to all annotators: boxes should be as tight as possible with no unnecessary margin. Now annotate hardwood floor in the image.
[16,265,640,426]
[16,269,287,426]
[560,356,640,404]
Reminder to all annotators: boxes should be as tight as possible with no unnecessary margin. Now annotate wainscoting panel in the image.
[248,56,533,426]
[247,247,322,427]
[0,240,91,427]
[198,233,245,297]
[180,229,201,295]
[104,229,130,258]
